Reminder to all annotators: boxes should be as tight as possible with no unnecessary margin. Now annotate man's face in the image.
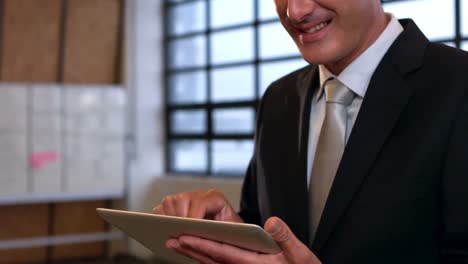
[274,0,385,74]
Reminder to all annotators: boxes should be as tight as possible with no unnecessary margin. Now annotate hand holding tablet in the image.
[98,189,321,264]
[97,208,280,264]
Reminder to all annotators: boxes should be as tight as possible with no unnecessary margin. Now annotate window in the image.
[164,0,463,176]
[164,0,306,176]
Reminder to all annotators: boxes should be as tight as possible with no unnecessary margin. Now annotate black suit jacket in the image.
[238,19,468,263]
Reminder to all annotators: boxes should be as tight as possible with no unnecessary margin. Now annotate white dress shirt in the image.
[307,14,404,185]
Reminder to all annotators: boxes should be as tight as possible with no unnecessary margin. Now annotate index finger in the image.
[187,190,228,219]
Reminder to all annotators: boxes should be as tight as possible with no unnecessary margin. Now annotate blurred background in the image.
[0,0,466,263]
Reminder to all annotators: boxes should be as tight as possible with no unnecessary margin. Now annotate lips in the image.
[295,19,333,44]
[304,21,329,34]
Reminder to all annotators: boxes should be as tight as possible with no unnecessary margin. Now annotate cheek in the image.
[273,0,287,17]
[337,3,372,33]
[328,16,361,51]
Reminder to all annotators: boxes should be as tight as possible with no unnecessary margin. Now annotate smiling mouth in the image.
[298,19,332,44]
[304,20,330,34]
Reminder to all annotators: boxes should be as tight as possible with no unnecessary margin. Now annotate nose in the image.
[287,0,316,23]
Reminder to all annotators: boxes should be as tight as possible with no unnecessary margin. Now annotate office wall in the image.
[124,0,165,256]
[0,0,123,263]
[1,0,62,82]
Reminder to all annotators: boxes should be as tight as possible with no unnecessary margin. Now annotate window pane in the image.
[210,0,253,28]
[169,36,206,69]
[170,140,207,172]
[212,140,253,175]
[169,71,207,104]
[211,65,255,102]
[383,0,454,40]
[260,59,308,96]
[461,41,468,51]
[462,0,468,36]
[171,110,206,134]
[259,22,299,59]
[213,108,254,134]
[259,0,278,21]
[210,28,254,64]
[168,1,206,35]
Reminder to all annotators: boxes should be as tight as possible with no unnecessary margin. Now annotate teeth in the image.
[305,22,328,33]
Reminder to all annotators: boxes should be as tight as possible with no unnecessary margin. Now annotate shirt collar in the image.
[317,13,404,100]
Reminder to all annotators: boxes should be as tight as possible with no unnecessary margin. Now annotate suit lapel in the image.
[271,65,317,244]
[312,19,429,252]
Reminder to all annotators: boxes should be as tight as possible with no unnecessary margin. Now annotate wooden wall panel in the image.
[0,204,49,263]
[51,200,107,260]
[0,249,47,264]
[63,0,121,84]
[0,203,49,239]
[51,242,106,261]
[0,248,47,264]
[0,0,62,82]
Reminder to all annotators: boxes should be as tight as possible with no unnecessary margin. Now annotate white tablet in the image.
[96,208,280,264]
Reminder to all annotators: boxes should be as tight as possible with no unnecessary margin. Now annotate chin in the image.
[300,52,333,66]
[299,44,343,66]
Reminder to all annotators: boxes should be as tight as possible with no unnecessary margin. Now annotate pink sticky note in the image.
[30,152,60,169]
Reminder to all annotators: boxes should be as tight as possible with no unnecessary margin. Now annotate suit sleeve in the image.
[238,157,261,225]
[237,83,275,226]
[441,92,468,263]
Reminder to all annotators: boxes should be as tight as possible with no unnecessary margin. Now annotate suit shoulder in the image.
[425,42,468,70]
[421,43,468,105]
[263,64,314,99]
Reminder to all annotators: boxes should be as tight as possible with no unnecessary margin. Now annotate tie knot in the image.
[323,78,355,105]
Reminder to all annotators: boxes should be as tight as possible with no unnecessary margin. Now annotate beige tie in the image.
[310,77,355,240]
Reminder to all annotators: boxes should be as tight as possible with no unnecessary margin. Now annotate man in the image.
[154,0,468,263]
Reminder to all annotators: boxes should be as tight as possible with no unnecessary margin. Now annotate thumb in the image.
[265,217,321,263]
[264,216,304,254]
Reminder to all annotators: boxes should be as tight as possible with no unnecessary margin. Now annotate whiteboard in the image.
[0,83,127,204]
[0,85,28,196]
[31,84,62,194]
[63,85,126,196]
